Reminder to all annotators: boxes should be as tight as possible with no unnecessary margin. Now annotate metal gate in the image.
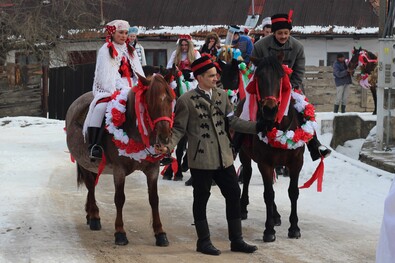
[48,64,95,120]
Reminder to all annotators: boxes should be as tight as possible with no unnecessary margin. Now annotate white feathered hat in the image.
[262,17,272,28]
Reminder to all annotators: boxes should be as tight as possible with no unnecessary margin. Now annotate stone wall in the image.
[303,66,375,113]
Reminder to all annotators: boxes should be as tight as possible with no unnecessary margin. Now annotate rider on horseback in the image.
[252,11,331,161]
[83,20,145,160]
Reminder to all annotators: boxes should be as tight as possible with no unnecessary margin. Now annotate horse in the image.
[161,65,197,181]
[347,46,378,115]
[236,53,312,242]
[65,73,176,246]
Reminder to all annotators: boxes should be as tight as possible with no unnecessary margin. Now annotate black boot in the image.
[88,127,103,160]
[181,153,189,172]
[341,105,346,113]
[307,134,331,161]
[195,220,221,256]
[228,218,257,253]
[333,104,339,113]
[185,176,193,186]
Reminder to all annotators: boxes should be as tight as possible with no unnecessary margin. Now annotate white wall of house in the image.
[299,37,379,66]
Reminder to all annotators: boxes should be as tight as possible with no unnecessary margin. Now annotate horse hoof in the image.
[288,230,301,239]
[263,234,276,242]
[241,212,248,220]
[155,232,169,247]
[114,232,129,246]
[89,218,101,230]
[274,217,281,226]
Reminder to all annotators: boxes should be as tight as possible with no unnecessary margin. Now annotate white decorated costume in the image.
[83,20,145,139]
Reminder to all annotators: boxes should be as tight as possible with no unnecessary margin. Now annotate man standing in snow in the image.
[333,53,353,113]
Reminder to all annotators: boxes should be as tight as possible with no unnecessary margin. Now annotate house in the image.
[1,0,380,118]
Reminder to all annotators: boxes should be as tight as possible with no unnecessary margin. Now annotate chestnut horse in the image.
[65,74,175,246]
[236,54,306,242]
[347,46,378,114]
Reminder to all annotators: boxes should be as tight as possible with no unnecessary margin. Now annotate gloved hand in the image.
[256,118,274,135]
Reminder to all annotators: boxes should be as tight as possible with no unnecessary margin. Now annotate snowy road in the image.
[0,116,393,263]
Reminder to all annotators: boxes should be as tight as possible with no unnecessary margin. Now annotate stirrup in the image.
[89,144,103,160]
[318,145,331,159]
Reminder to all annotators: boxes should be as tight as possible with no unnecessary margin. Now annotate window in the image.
[145,49,167,67]
[327,52,349,66]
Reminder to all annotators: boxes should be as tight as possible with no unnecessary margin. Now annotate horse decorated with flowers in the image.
[65,73,176,246]
[347,46,378,114]
[236,53,324,242]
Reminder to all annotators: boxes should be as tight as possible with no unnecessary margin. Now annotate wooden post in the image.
[379,0,388,37]
[42,65,49,117]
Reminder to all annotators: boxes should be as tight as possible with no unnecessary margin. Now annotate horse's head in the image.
[218,58,240,90]
[250,53,285,125]
[138,73,176,145]
[348,46,362,71]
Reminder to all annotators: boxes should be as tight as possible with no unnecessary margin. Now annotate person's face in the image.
[180,40,189,52]
[262,27,272,36]
[274,29,291,44]
[209,38,216,46]
[113,30,128,45]
[197,67,218,90]
[338,57,345,62]
[128,34,137,42]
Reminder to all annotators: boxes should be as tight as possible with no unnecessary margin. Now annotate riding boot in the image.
[88,127,103,160]
[228,218,257,253]
[307,134,332,161]
[195,220,221,256]
[333,104,339,113]
[341,105,346,113]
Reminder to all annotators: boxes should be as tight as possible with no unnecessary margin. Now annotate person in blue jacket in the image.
[333,53,353,113]
[231,27,253,64]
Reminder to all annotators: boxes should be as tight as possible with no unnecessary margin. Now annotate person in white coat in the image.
[376,179,395,263]
[83,19,145,159]
[128,26,147,66]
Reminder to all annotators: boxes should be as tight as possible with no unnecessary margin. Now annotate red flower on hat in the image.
[179,34,192,40]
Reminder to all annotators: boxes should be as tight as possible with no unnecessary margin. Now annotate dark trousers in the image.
[191,165,241,221]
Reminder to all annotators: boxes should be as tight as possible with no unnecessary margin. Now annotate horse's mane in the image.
[255,56,285,79]
[145,74,175,114]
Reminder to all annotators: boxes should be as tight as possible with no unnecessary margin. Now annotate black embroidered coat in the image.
[168,86,256,170]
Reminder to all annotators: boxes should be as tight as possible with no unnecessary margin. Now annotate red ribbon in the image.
[299,156,324,192]
[160,157,179,179]
[276,65,293,123]
[120,57,132,87]
[238,71,246,101]
[95,151,107,186]
[132,80,151,147]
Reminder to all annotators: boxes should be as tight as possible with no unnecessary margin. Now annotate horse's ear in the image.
[136,72,150,86]
[277,51,285,64]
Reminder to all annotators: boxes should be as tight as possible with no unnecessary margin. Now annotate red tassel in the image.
[238,72,246,100]
[299,156,324,192]
[95,152,107,186]
[171,157,178,175]
[70,153,75,163]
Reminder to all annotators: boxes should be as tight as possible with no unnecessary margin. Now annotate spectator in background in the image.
[167,34,201,70]
[128,26,146,66]
[231,26,253,64]
[200,32,221,58]
[333,53,353,113]
[261,17,272,37]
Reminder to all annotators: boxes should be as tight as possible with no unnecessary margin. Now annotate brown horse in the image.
[237,54,307,242]
[347,46,378,114]
[65,74,175,246]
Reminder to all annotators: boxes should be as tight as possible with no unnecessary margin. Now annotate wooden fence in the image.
[304,66,374,113]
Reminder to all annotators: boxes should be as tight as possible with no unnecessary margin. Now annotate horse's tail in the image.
[77,164,85,187]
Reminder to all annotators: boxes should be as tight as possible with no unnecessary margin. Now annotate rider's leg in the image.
[88,103,107,160]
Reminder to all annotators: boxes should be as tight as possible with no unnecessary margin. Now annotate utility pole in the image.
[379,0,387,37]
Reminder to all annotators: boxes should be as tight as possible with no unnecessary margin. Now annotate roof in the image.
[104,0,255,27]
[260,0,378,28]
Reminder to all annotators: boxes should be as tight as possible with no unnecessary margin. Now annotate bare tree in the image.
[0,0,120,64]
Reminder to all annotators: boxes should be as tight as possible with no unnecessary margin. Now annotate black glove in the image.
[256,118,274,135]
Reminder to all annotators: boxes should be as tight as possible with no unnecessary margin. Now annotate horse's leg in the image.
[371,86,377,115]
[144,169,169,247]
[258,163,276,242]
[113,170,128,245]
[239,149,252,220]
[77,164,101,230]
[287,161,303,239]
